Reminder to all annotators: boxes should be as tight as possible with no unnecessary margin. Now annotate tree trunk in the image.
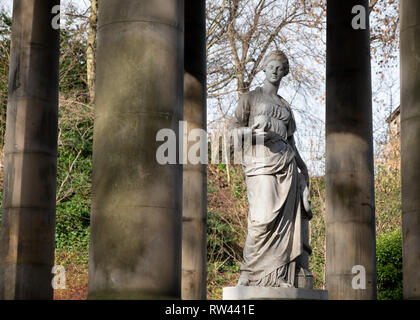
[0,0,60,300]
[87,0,98,103]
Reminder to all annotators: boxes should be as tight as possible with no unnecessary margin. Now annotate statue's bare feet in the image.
[279,281,292,288]
[277,278,292,288]
[237,275,249,286]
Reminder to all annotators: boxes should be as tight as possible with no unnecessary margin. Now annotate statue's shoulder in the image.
[241,87,263,100]
[240,88,259,98]
[238,88,259,106]
[277,94,290,108]
[251,86,263,96]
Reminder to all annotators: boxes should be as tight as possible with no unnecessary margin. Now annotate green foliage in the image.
[55,194,90,252]
[0,191,2,226]
[229,166,246,200]
[207,261,240,300]
[375,164,402,233]
[207,210,239,265]
[59,10,88,95]
[376,229,403,300]
[207,165,248,265]
[55,105,93,252]
[308,176,326,289]
[0,10,11,149]
[207,205,242,299]
[206,164,248,298]
[54,7,93,251]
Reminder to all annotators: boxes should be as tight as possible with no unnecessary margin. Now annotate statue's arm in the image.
[289,135,309,186]
[230,92,254,137]
[232,92,251,128]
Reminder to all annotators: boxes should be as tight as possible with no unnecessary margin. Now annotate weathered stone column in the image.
[182,0,207,300]
[0,0,60,300]
[400,0,420,300]
[88,0,184,299]
[326,0,377,299]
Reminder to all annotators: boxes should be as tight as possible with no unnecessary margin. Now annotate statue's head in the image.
[262,50,289,84]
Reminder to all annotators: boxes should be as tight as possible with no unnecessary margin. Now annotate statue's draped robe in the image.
[232,87,303,286]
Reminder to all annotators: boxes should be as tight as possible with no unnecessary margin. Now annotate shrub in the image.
[376,229,402,300]
[55,101,93,252]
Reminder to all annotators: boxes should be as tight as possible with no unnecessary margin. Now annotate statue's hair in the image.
[262,50,289,76]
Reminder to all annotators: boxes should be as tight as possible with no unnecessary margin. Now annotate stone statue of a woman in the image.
[231,50,313,288]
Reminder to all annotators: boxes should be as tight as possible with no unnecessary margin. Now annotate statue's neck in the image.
[262,80,280,96]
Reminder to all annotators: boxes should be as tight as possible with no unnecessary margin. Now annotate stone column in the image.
[325,0,377,299]
[88,0,184,299]
[182,0,207,300]
[400,0,420,300]
[0,0,60,300]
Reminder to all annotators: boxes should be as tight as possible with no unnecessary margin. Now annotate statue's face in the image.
[264,60,284,84]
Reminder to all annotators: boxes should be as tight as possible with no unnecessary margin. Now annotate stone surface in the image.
[400,0,420,300]
[223,286,328,300]
[182,0,207,300]
[0,0,59,300]
[325,0,376,299]
[88,0,184,299]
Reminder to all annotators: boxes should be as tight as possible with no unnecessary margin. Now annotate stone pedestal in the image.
[223,287,328,300]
